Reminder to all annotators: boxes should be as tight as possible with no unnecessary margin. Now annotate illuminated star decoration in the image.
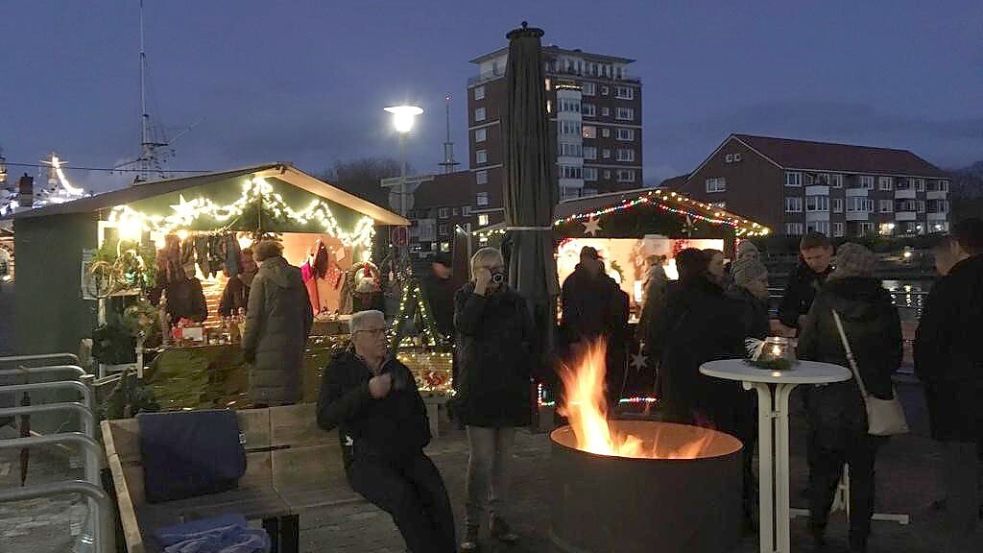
[582,216,602,237]
[682,214,696,237]
[630,350,647,371]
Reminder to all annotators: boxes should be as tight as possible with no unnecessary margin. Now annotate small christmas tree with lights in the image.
[388,276,454,395]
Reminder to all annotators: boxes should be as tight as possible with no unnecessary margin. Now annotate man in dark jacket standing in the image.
[242,241,312,407]
[798,243,902,552]
[317,310,455,553]
[777,232,834,336]
[915,218,983,551]
[454,247,533,551]
[422,253,456,340]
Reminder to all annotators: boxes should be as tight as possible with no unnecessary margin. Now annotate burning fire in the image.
[557,339,718,459]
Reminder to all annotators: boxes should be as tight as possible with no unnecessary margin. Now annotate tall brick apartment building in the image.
[674,134,951,238]
[467,45,644,209]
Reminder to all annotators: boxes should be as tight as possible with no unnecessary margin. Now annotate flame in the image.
[557,339,718,459]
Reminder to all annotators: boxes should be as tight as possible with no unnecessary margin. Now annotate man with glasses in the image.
[317,310,455,552]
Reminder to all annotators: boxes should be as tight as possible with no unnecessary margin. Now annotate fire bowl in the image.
[550,420,743,553]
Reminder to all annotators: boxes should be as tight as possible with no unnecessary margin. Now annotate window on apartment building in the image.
[437,208,450,219]
[897,199,916,212]
[476,170,488,185]
[878,176,893,191]
[928,199,949,213]
[602,149,611,159]
[440,242,451,252]
[439,224,448,236]
[858,222,875,236]
[462,206,471,216]
[917,200,926,213]
[896,178,911,190]
[615,86,634,99]
[559,143,583,157]
[940,180,949,192]
[725,153,743,163]
[879,199,894,213]
[546,100,552,114]
[559,165,583,179]
[601,128,611,138]
[705,177,726,193]
[452,207,459,216]
[785,171,802,187]
[476,150,487,164]
[785,223,804,236]
[915,178,925,192]
[833,222,845,237]
[847,197,872,212]
[478,214,489,226]
[785,197,803,212]
[583,167,598,181]
[603,170,612,179]
[476,192,489,206]
[581,82,596,96]
[807,221,830,236]
[544,78,551,91]
[858,175,874,189]
[474,107,486,122]
[583,146,597,160]
[601,107,610,117]
[617,170,635,183]
[582,103,596,116]
[615,107,634,120]
[474,128,486,143]
[559,100,581,113]
[616,128,634,141]
[473,86,485,100]
[601,85,609,96]
[830,174,843,188]
[806,196,829,212]
[561,121,582,136]
[832,198,844,213]
[616,149,635,162]
[580,125,595,138]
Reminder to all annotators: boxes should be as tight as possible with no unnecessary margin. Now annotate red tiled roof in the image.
[733,134,948,178]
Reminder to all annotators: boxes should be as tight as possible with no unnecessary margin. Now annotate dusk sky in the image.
[2,0,981,193]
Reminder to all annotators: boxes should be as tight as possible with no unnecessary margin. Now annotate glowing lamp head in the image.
[385,105,423,134]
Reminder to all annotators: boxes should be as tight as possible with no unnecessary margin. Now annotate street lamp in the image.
[384,105,423,218]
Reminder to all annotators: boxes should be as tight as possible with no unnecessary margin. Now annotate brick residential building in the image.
[467,45,644,208]
[674,134,951,238]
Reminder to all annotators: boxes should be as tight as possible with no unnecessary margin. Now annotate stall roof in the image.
[2,163,410,226]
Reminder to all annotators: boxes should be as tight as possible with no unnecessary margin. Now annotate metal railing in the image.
[0,364,89,383]
[0,353,81,367]
[0,480,113,553]
[0,402,95,438]
[0,380,93,412]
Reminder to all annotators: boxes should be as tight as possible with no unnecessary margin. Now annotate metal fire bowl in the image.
[550,420,743,553]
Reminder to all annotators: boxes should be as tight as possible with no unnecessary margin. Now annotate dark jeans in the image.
[808,433,882,549]
[349,452,456,553]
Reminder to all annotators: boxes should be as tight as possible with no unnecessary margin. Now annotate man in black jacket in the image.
[777,232,834,336]
[915,219,983,551]
[317,310,455,553]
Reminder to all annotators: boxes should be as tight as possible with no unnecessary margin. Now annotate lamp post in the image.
[384,105,423,218]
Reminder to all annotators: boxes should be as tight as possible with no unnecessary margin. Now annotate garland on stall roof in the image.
[107,177,377,248]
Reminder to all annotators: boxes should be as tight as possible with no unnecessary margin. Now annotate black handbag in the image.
[138,409,247,503]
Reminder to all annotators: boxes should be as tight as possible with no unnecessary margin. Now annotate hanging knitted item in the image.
[222,234,241,276]
[194,236,212,278]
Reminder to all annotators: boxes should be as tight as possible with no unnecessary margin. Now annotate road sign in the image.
[391,226,408,246]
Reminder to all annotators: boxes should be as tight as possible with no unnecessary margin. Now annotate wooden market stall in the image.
[4,163,412,411]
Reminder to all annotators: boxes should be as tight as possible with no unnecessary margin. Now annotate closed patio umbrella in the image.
[502,23,560,388]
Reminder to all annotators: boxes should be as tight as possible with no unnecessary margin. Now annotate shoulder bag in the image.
[831,310,909,436]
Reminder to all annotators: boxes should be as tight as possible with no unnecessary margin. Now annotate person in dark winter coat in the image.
[317,310,456,553]
[797,243,902,553]
[914,219,983,551]
[777,232,834,336]
[658,248,745,426]
[242,241,313,407]
[728,255,771,341]
[218,247,257,317]
[422,253,457,340]
[454,247,533,551]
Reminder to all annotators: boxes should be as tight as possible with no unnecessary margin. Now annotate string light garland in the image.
[535,383,658,408]
[107,177,376,248]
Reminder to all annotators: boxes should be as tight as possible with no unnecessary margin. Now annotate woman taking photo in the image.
[797,243,903,553]
[453,247,534,551]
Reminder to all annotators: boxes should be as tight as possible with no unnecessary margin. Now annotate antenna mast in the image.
[128,0,170,182]
[438,95,459,173]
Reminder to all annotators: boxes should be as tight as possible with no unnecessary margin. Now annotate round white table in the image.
[700,359,851,553]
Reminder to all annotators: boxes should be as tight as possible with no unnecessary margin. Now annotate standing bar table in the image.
[700,359,851,553]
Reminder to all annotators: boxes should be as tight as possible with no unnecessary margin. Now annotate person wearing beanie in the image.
[797,242,902,552]
[736,240,761,261]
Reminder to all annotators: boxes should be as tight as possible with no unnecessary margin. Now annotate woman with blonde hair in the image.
[454,247,534,551]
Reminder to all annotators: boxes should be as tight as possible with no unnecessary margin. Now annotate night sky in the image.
[2,0,981,193]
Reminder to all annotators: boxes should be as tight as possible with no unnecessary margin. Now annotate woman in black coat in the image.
[454,247,534,551]
[797,243,902,553]
[658,248,745,426]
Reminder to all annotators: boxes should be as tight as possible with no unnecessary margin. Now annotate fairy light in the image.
[107,177,377,249]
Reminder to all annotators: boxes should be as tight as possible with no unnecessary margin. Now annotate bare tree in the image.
[319,158,407,207]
